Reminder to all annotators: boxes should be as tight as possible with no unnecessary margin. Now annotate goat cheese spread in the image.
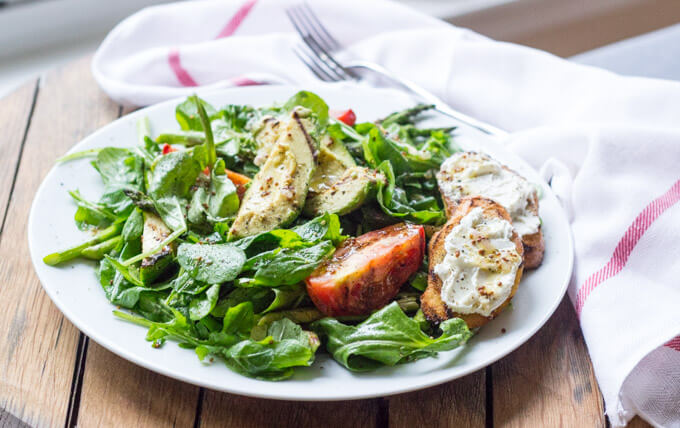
[435,207,522,317]
[438,152,540,237]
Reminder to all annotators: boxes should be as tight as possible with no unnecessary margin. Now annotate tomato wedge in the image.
[305,223,425,316]
[162,143,177,155]
[331,109,356,126]
[225,169,251,199]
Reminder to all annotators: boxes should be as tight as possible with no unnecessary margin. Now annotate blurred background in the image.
[1,0,679,98]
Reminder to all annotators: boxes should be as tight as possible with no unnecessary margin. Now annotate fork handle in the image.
[349,61,508,137]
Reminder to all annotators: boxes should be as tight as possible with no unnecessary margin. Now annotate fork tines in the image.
[287,3,353,82]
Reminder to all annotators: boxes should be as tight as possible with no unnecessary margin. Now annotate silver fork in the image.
[286,3,507,137]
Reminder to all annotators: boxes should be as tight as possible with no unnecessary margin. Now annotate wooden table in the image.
[0,57,651,428]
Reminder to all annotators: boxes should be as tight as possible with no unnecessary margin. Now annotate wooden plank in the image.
[77,344,200,427]
[0,57,120,427]
[0,80,37,233]
[388,371,486,427]
[199,392,380,428]
[492,297,605,427]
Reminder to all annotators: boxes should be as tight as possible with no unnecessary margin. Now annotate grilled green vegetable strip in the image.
[156,131,205,146]
[378,103,434,127]
[43,223,123,265]
[81,235,122,260]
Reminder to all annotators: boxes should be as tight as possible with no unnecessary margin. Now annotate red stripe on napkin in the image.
[575,179,680,316]
[168,49,198,87]
[666,336,680,352]
[231,76,262,86]
[167,0,258,87]
[216,0,258,38]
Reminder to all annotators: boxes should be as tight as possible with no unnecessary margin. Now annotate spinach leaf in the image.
[212,287,274,317]
[177,243,246,284]
[209,160,239,218]
[312,302,471,371]
[283,91,329,126]
[148,150,202,200]
[262,285,305,314]
[219,319,319,380]
[176,97,216,131]
[248,241,335,287]
[92,147,145,193]
[187,159,239,228]
[69,190,118,230]
[98,240,167,309]
[154,196,187,232]
[221,301,255,336]
[292,213,346,246]
[189,283,221,320]
[122,208,144,242]
[73,148,144,228]
[232,213,344,255]
[375,161,445,225]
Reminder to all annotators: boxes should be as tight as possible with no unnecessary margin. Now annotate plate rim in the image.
[28,83,574,401]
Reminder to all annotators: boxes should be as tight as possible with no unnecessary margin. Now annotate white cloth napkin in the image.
[92,0,680,426]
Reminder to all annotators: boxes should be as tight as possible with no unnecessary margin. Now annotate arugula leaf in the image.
[177,243,246,284]
[313,302,471,371]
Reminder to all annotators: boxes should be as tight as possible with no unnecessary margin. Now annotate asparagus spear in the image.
[81,235,122,260]
[377,103,435,127]
[156,131,205,147]
[43,222,123,266]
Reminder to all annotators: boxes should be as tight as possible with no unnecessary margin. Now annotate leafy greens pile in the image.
[44,91,471,380]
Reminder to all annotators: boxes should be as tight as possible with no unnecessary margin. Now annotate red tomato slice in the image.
[162,143,177,155]
[330,109,356,126]
[305,223,425,316]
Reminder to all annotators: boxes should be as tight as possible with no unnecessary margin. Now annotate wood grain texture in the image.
[199,392,380,428]
[389,370,486,427]
[77,344,200,427]
[0,57,120,427]
[492,297,605,427]
[0,80,37,232]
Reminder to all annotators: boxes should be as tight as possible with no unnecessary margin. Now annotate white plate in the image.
[28,84,573,401]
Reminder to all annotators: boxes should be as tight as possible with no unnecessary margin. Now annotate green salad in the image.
[44,91,472,380]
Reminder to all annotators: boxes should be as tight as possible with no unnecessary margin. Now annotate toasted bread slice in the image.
[422,197,524,328]
[439,151,544,269]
